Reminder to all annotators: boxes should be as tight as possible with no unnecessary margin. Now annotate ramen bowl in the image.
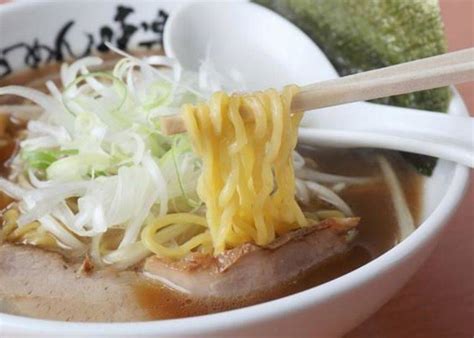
[0,1,469,337]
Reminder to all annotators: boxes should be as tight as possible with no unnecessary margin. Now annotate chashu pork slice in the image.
[144,217,359,298]
[0,244,149,322]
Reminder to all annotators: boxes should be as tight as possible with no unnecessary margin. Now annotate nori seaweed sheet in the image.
[255,0,451,175]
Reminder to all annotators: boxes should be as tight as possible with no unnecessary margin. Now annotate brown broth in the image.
[134,147,423,319]
[0,58,423,321]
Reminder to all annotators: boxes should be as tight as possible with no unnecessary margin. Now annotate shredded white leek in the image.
[0,49,210,266]
[377,155,415,240]
[0,46,371,267]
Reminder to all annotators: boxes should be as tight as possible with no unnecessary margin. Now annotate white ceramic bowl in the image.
[0,1,470,337]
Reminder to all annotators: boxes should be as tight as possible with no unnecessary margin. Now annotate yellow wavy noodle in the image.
[1,208,58,249]
[142,213,212,258]
[142,85,307,258]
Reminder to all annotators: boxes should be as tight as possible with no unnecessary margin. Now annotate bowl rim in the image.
[0,1,470,335]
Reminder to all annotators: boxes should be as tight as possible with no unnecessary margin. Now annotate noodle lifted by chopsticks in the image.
[142,85,308,257]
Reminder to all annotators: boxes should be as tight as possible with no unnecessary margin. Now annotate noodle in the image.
[142,213,212,258]
[142,86,308,257]
[0,208,57,249]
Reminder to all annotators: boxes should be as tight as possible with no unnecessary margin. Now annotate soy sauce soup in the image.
[134,146,422,319]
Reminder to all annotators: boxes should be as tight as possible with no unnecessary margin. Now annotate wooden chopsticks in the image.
[161,48,474,135]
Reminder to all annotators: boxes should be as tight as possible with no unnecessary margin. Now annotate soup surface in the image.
[0,56,423,321]
[134,146,422,319]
